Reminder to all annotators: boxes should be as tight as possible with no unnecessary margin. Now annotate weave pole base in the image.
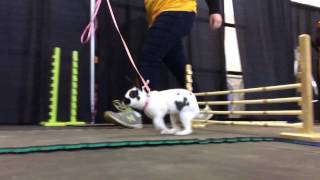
[65,121,86,126]
[40,121,66,127]
[280,132,320,142]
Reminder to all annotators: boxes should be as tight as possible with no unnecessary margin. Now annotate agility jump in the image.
[190,34,320,142]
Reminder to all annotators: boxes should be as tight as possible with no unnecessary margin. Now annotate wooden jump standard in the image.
[189,34,320,142]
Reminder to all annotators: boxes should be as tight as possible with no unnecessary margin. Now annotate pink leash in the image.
[81,0,101,44]
[81,0,151,94]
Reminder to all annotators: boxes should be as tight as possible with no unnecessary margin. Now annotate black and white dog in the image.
[124,87,200,135]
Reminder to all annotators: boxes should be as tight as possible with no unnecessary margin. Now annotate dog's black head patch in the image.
[124,98,131,105]
[129,90,140,101]
[175,97,190,111]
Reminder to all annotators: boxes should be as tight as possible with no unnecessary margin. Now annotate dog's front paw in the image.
[160,129,177,135]
[175,130,192,136]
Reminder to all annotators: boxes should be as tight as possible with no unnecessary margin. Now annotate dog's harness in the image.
[81,0,151,94]
[143,94,150,112]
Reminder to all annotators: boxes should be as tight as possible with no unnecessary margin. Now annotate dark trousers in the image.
[140,11,195,90]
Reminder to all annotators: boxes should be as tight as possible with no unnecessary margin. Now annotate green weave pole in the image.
[41,47,66,127]
[65,51,85,126]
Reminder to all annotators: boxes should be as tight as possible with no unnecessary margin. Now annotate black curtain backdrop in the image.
[0,0,90,124]
[233,0,298,121]
[0,0,226,124]
[291,2,320,122]
[2,0,318,125]
[96,0,226,122]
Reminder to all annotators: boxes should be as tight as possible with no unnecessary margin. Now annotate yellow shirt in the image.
[144,0,197,26]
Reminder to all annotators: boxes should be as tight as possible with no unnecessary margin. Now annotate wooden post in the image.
[195,83,301,96]
[185,64,193,91]
[193,120,302,128]
[280,34,320,142]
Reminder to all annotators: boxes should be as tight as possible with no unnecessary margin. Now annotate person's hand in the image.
[209,13,223,30]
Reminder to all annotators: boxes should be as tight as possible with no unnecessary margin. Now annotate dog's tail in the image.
[194,105,213,120]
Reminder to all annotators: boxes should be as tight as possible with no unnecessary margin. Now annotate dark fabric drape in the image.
[190,0,227,116]
[0,0,90,124]
[96,0,147,122]
[291,2,320,122]
[233,0,297,121]
[0,0,226,124]
[0,1,43,124]
[96,0,226,122]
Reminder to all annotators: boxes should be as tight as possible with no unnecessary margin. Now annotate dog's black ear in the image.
[135,78,143,90]
[137,83,145,92]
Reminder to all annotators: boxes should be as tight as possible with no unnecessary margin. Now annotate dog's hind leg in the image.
[153,115,170,134]
[175,112,194,136]
[162,114,180,134]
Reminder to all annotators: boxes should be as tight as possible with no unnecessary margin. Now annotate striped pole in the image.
[41,47,66,127]
[65,51,86,126]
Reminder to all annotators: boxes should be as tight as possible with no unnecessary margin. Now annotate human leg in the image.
[139,11,195,89]
[105,12,196,127]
